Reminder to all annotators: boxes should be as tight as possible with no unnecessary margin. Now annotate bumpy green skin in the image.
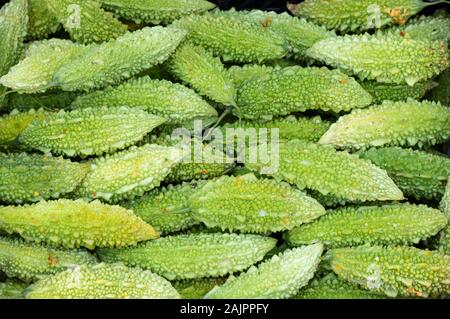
[53,26,186,91]
[246,140,403,202]
[360,80,436,104]
[326,246,450,298]
[99,0,216,24]
[430,68,450,106]
[6,91,78,112]
[46,0,127,44]
[293,273,387,299]
[286,204,447,248]
[18,106,165,157]
[319,99,450,150]
[222,115,331,143]
[438,179,450,254]
[289,0,429,32]
[235,66,373,119]
[0,39,86,93]
[0,279,28,299]
[0,236,96,283]
[0,153,90,204]
[172,277,227,299]
[123,181,205,235]
[27,0,60,40]
[97,233,277,280]
[171,43,237,106]
[359,147,450,200]
[389,15,450,42]
[204,243,323,299]
[228,64,276,87]
[0,199,158,249]
[0,109,49,147]
[24,263,180,299]
[190,174,326,233]
[307,33,449,86]
[75,144,183,203]
[70,76,217,124]
[172,11,288,63]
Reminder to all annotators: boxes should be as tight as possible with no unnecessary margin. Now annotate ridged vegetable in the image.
[122,181,205,235]
[326,245,450,298]
[70,76,217,124]
[0,153,90,203]
[0,39,86,93]
[18,106,165,157]
[96,233,277,280]
[222,115,331,143]
[245,140,404,202]
[46,0,127,44]
[170,43,237,106]
[0,279,27,299]
[438,179,450,254]
[0,109,49,148]
[99,0,216,24]
[389,14,450,42]
[359,147,450,200]
[0,236,96,282]
[172,11,288,63]
[228,64,276,87]
[360,80,436,103]
[204,243,323,299]
[52,26,186,91]
[286,204,447,248]
[288,0,440,32]
[6,91,78,112]
[319,99,450,150]
[235,66,372,119]
[75,144,183,203]
[172,277,227,299]
[307,33,449,86]
[27,0,60,40]
[0,199,158,249]
[24,263,181,299]
[293,273,387,299]
[190,174,326,233]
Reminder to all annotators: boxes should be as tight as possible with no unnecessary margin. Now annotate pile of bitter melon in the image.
[0,0,449,299]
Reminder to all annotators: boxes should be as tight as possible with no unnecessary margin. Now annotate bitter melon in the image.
[319,99,450,150]
[293,273,387,299]
[204,243,323,299]
[235,66,373,119]
[99,0,216,24]
[0,199,158,249]
[0,109,49,148]
[170,43,237,106]
[96,233,277,280]
[0,153,90,203]
[6,91,78,112]
[389,14,450,42]
[172,277,227,299]
[24,263,181,299]
[46,0,127,44]
[27,0,60,40]
[75,144,183,203]
[359,80,437,103]
[52,26,186,91]
[18,106,165,157]
[0,279,27,299]
[190,174,326,233]
[122,181,205,235]
[286,203,447,248]
[227,64,276,87]
[0,236,96,282]
[307,33,449,86]
[359,147,450,200]
[288,0,442,32]
[325,245,450,298]
[0,39,86,93]
[70,76,218,124]
[245,140,404,202]
[172,11,288,63]
[438,178,450,254]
